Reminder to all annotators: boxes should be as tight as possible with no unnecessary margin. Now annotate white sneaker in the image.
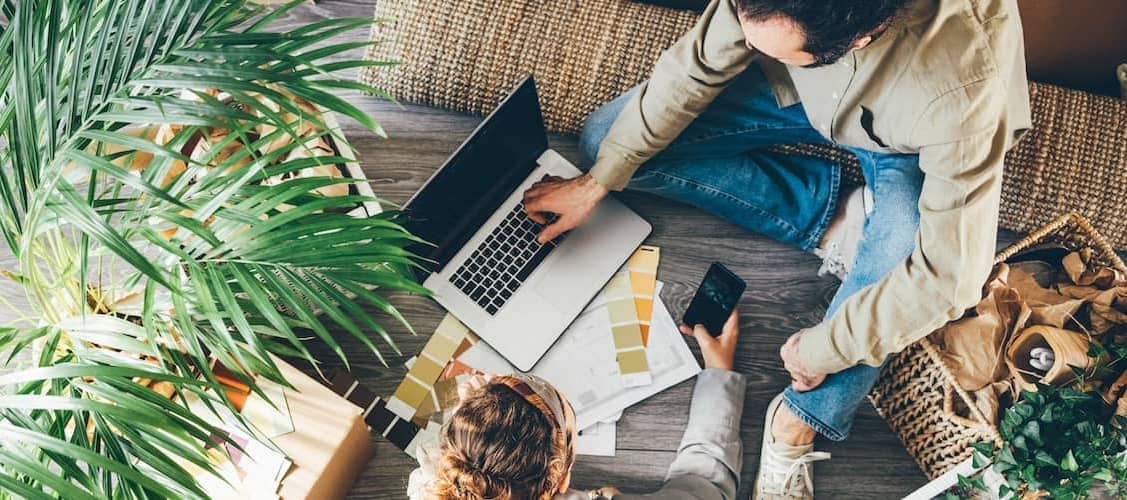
[753,393,831,500]
[814,187,872,281]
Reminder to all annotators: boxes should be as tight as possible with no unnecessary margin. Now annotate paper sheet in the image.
[457,282,701,430]
[933,251,1127,424]
[576,420,617,457]
[240,378,295,438]
[177,391,292,499]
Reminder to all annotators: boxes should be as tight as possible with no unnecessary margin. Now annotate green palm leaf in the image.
[0,0,422,497]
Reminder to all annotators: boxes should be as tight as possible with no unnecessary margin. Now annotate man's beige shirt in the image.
[589,0,1032,374]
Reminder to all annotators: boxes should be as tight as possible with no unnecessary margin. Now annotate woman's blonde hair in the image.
[432,376,571,499]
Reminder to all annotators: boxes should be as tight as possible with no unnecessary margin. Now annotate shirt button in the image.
[819,123,829,131]
[831,92,839,99]
[841,60,851,68]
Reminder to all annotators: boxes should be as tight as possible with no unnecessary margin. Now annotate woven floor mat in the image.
[362,0,1127,248]
[363,0,695,133]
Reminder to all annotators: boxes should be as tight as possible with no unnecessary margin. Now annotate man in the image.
[522,0,1030,497]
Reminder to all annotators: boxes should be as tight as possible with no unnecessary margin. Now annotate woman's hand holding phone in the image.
[680,310,740,371]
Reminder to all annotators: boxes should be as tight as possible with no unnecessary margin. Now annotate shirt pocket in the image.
[859,105,892,150]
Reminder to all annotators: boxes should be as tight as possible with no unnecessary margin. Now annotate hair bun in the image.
[436,451,514,499]
[430,380,570,499]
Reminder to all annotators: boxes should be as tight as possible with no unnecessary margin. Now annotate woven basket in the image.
[868,213,1127,479]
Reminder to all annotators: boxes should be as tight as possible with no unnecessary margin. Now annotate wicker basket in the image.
[868,213,1127,480]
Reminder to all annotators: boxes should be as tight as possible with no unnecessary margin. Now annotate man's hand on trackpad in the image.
[522,173,609,244]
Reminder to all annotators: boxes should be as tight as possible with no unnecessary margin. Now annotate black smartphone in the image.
[683,262,746,336]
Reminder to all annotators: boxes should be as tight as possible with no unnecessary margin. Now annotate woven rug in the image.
[362,0,1127,248]
[364,0,696,133]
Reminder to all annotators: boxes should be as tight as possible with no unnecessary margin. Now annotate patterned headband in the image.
[495,374,568,434]
[491,374,577,490]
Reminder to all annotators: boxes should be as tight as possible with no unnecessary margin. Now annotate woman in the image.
[407,310,746,499]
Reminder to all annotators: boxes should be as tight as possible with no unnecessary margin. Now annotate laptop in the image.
[403,76,651,371]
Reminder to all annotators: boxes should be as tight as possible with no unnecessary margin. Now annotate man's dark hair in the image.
[737,0,913,67]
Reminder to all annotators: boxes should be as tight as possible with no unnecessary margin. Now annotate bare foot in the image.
[771,403,817,446]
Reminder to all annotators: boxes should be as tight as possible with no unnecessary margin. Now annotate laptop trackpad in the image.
[534,252,594,311]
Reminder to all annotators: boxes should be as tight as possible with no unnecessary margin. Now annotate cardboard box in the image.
[272,358,375,500]
[188,356,375,500]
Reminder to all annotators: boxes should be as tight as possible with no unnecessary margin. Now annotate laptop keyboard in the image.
[450,203,563,315]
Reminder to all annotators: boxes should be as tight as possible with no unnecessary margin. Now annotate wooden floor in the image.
[269,2,935,498]
[0,1,1004,498]
[330,120,934,498]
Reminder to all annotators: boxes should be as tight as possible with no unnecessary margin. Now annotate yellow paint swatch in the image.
[394,378,431,412]
[412,356,444,383]
[627,246,660,345]
[387,314,475,420]
[604,271,652,387]
[617,349,650,374]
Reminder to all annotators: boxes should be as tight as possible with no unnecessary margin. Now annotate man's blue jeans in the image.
[579,67,924,441]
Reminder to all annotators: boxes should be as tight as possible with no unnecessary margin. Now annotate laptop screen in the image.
[403,77,549,279]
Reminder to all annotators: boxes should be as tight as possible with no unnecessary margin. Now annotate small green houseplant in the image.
[0,0,425,497]
[966,339,1127,500]
[968,385,1127,499]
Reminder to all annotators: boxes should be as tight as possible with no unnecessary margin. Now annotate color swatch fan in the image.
[601,245,661,387]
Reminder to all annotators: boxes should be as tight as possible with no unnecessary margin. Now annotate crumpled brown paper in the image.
[934,264,1030,391]
[932,249,1127,424]
[1006,325,1105,393]
[1063,248,1125,288]
[1007,262,1086,329]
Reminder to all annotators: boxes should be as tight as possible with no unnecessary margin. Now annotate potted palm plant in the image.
[0,0,426,497]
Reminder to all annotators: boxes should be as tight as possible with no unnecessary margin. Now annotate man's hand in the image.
[781,330,825,391]
[522,173,609,244]
[679,310,740,371]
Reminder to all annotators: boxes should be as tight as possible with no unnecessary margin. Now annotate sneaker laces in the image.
[759,444,831,497]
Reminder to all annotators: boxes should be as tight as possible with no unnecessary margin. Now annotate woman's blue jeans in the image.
[579,67,924,441]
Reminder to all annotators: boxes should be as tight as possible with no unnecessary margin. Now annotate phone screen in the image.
[682,262,746,336]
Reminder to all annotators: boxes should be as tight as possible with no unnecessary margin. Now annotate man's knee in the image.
[868,201,921,263]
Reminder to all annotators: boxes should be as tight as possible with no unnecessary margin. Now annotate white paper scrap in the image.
[178,391,292,499]
[241,378,295,438]
[576,420,617,457]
